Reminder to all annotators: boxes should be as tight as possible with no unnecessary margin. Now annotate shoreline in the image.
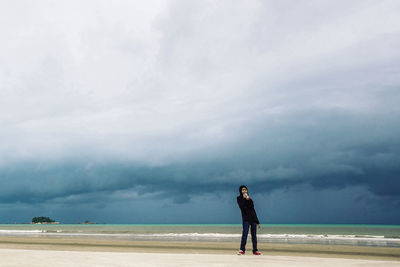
[0,236,399,261]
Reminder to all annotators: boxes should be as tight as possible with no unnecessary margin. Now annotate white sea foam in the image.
[0,231,396,241]
[0,230,45,233]
[0,230,399,247]
[132,233,241,238]
[130,233,399,242]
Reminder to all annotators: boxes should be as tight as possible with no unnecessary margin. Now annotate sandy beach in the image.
[0,236,399,266]
[1,248,400,267]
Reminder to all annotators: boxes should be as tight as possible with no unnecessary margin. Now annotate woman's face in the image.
[241,187,248,195]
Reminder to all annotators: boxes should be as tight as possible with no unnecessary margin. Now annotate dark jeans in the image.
[240,221,258,252]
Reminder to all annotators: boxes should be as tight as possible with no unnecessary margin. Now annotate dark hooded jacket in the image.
[237,186,260,224]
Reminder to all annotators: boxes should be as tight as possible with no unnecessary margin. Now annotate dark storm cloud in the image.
[1,108,399,206]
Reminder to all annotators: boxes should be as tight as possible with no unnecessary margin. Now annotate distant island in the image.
[79,220,97,224]
[28,217,99,224]
[31,216,60,224]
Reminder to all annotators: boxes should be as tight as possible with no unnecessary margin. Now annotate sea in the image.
[0,224,399,248]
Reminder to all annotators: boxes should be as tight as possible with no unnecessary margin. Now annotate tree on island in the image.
[31,216,55,223]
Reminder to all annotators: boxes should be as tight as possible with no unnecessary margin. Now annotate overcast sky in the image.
[0,0,400,224]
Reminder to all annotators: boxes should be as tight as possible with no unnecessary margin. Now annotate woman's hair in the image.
[239,185,248,195]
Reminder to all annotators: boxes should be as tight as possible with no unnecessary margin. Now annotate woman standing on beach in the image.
[237,185,262,255]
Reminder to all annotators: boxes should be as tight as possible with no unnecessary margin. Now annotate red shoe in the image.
[237,250,245,255]
[253,251,262,255]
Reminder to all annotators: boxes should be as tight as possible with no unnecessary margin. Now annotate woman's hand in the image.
[258,224,261,229]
